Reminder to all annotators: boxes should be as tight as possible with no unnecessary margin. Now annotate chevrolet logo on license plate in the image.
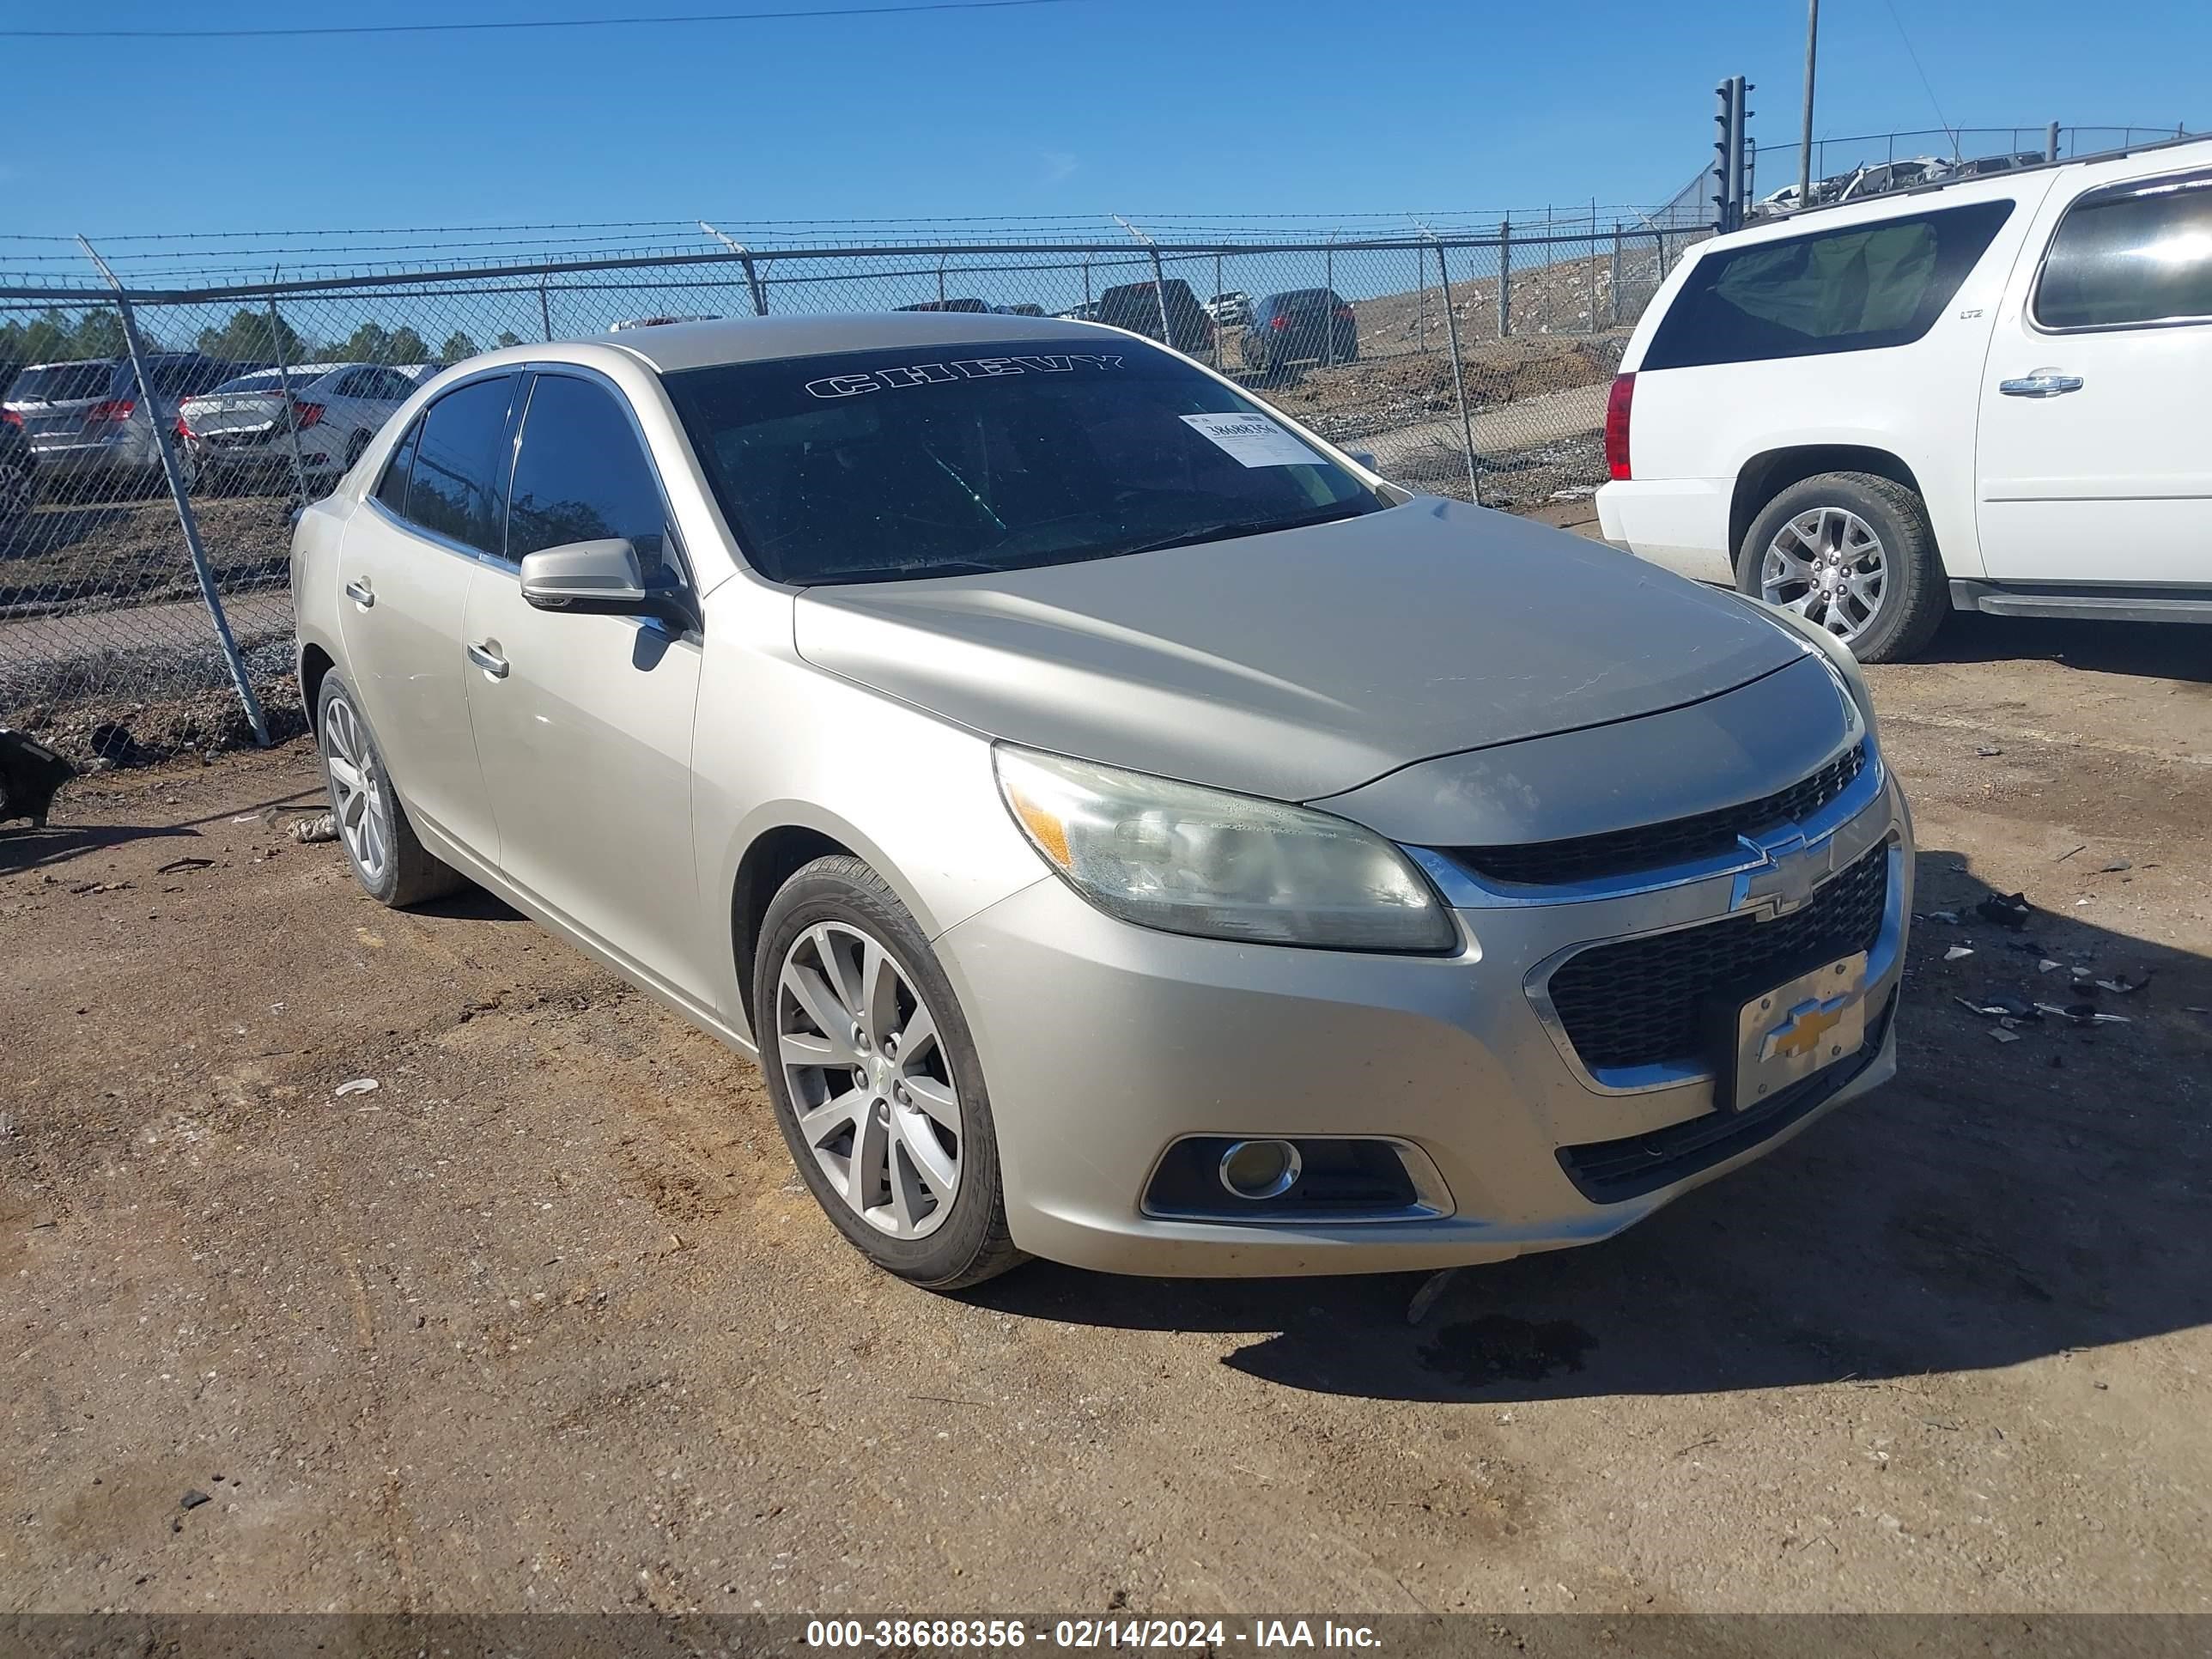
[1729,952,1870,1111]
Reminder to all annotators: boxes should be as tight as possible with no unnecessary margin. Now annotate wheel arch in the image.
[729,821,860,1027]
[297,639,337,732]
[1730,446,1927,562]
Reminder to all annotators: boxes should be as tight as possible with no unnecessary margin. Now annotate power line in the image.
[1878,0,1956,150]
[0,0,1075,41]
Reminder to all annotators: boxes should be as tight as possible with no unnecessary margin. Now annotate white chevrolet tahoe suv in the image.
[1598,136,2212,661]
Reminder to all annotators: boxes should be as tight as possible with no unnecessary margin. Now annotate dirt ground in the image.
[3,598,2210,1617]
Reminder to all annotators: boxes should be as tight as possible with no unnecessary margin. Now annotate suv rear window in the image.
[6,362,115,403]
[1642,200,2014,370]
[2036,168,2212,330]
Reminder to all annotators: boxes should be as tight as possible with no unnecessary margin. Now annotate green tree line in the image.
[3,307,525,377]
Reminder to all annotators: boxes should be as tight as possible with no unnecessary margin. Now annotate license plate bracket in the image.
[1711,951,1869,1114]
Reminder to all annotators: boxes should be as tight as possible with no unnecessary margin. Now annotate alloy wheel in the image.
[775,921,962,1238]
[1761,505,1887,646]
[321,692,392,885]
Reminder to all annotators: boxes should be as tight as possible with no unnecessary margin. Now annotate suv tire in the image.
[755,855,1023,1290]
[1737,471,1948,664]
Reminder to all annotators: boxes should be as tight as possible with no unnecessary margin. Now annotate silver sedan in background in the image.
[290,313,1911,1288]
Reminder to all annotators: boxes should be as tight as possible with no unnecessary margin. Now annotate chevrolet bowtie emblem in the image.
[1730,825,1835,918]
[1760,992,1854,1062]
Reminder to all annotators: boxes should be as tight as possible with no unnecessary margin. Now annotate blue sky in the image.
[2,0,2201,240]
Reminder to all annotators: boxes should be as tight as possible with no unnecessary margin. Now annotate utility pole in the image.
[1797,0,1820,208]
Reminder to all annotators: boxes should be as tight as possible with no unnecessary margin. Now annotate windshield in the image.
[663,337,1379,585]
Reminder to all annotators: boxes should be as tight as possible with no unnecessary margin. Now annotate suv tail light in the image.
[85,398,137,424]
[290,401,325,429]
[175,414,194,441]
[1603,373,1635,481]
[1269,314,1289,330]
[1,408,21,428]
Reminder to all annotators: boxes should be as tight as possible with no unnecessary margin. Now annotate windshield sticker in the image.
[805,353,1123,399]
[1179,410,1322,468]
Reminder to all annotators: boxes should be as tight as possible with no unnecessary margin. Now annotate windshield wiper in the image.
[803,559,1007,586]
[1106,501,1374,560]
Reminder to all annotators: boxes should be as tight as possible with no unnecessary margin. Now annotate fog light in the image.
[1218,1139,1302,1201]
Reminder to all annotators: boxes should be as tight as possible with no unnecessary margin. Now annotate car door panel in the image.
[333,374,519,863]
[460,370,714,1002]
[1978,161,2212,584]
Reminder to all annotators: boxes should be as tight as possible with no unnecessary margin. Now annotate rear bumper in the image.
[1596,477,1734,584]
[935,772,1911,1277]
[27,432,150,475]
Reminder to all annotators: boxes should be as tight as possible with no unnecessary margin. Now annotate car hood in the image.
[791,497,1809,803]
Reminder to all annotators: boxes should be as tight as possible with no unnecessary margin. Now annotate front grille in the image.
[1455,742,1868,888]
[1545,841,1889,1073]
[1557,989,1896,1204]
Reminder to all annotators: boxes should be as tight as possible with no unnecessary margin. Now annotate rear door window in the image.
[505,373,679,583]
[398,374,517,556]
[1643,200,2014,369]
[2035,168,2212,330]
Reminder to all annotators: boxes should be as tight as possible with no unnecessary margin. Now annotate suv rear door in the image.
[1977,157,2212,585]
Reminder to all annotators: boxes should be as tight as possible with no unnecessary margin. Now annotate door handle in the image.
[1998,372,2084,398]
[466,641,509,679]
[343,578,374,609]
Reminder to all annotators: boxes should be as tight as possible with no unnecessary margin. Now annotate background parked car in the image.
[178,362,417,494]
[3,354,242,492]
[1834,156,1951,203]
[1242,289,1360,377]
[1206,289,1254,327]
[992,302,1047,317]
[1090,278,1215,356]
[896,298,991,313]
[1598,136,2212,662]
[0,407,34,538]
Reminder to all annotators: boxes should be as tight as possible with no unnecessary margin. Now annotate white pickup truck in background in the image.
[1598,136,2212,661]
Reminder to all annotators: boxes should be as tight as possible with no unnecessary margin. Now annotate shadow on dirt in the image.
[972,848,2212,1402]
[1921,612,2212,685]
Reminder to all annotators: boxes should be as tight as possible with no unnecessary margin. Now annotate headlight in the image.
[994,745,1456,953]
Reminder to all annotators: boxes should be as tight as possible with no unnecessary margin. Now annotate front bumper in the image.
[935,768,1911,1277]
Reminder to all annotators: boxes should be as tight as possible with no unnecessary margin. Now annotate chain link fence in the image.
[7,213,1708,761]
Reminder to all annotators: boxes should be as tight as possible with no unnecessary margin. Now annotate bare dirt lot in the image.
[3,608,2209,1617]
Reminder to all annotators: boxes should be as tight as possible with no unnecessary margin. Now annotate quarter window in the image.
[2036,170,2212,330]
[1642,200,2014,370]
[374,415,420,515]
[506,374,678,580]
[402,374,517,556]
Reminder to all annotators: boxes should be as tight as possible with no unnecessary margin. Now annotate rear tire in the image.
[315,673,468,908]
[754,854,1023,1291]
[1737,471,1948,664]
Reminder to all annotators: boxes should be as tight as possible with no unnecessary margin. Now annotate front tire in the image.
[315,673,467,908]
[1737,471,1947,664]
[754,855,1022,1290]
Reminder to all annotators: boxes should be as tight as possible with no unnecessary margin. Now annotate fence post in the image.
[538,278,553,342]
[1323,234,1337,368]
[2045,121,2060,162]
[1497,220,1511,339]
[1609,223,1623,328]
[1212,252,1224,369]
[78,237,269,747]
[1431,240,1482,508]
[700,223,771,315]
[264,272,313,507]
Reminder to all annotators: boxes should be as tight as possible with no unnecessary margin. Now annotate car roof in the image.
[587,311,1121,374]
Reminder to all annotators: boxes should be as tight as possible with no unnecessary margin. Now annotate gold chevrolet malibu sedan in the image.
[291,313,1911,1289]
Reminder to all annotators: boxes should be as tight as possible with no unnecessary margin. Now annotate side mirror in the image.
[1346,447,1379,473]
[519,538,649,612]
